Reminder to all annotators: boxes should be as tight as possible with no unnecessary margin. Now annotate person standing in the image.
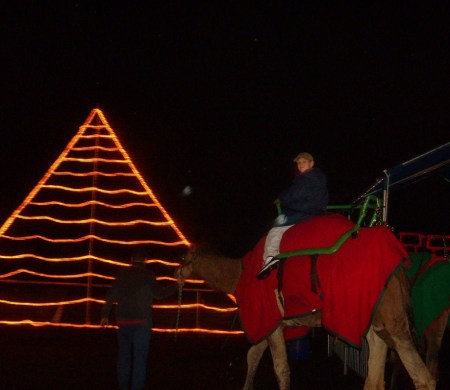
[101,253,182,390]
[258,152,328,279]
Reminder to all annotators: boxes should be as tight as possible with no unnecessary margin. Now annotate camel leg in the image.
[365,326,388,390]
[424,310,449,382]
[243,340,268,390]
[267,326,290,390]
[393,335,436,389]
[375,271,436,390]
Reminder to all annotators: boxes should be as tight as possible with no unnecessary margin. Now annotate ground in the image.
[0,325,448,389]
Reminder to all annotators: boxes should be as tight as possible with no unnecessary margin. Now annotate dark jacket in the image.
[277,167,328,226]
[101,263,178,325]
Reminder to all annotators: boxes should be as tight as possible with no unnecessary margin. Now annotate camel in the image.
[389,251,449,389]
[423,310,449,382]
[422,310,449,383]
[388,310,449,389]
[176,224,436,390]
[408,252,449,383]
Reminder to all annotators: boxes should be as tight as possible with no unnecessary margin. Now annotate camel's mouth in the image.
[176,253,194,279]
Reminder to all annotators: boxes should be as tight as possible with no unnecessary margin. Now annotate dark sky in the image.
[1,2,449,255]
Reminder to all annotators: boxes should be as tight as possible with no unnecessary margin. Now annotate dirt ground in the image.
[0,325,448,390]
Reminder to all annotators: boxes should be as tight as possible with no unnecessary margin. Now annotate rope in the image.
[174,282,183,342]
[221,308,242,349]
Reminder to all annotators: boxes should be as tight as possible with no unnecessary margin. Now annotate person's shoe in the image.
[257,257,280,279]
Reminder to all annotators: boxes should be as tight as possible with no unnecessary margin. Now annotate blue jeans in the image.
[117,321,151,390]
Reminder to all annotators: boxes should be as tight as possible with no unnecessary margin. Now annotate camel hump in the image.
[280,213,355,253]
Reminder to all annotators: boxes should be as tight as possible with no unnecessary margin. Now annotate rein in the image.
[174,251,198,341]
[179,260,193,275]
[174,279,183,341]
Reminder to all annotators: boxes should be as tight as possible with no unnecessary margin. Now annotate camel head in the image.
[174,243,242,294]
[174,243,203,280]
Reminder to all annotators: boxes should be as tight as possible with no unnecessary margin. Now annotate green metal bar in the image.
[356,195,381,226]
[276,224,359,258]
[276,202,282,216]
[277,195,382,259]
[326,205,355,210]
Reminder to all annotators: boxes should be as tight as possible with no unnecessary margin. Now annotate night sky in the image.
[1,3,449,256]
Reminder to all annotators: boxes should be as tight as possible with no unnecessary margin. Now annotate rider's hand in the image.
[274,214,287,226]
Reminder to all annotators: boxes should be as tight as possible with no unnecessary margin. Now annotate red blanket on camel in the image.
[235,213,408,347]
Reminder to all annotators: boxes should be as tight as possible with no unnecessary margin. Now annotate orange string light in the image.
[0,253,129,266]
[0,255,184,268]
[1,234,186,246]
[41,184,148,195]
[17,215,172,227]
[53,171,135,177]
[0,297,234,312]
[63,157,129,163]
[71,145,118,152]
[0,320,244,334]
[0,269,114,280]
[29,200,157,208]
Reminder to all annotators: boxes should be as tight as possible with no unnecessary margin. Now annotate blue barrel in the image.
[286,336,311,361]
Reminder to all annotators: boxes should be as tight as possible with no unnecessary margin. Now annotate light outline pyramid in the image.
[0,108,239,333]
[0,108,189,246]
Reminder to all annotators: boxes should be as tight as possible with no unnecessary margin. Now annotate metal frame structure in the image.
[328,142,450,378]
